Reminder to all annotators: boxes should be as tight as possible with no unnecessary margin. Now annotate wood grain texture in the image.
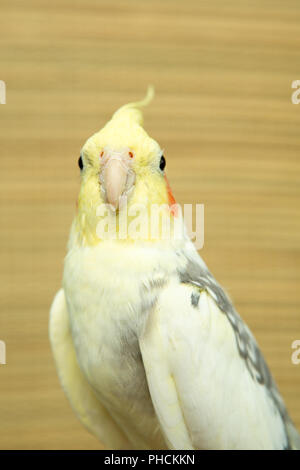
[0,0,299,449]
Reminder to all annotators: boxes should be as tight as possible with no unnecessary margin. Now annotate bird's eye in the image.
[78,156,83,170]
[159,155,166,171]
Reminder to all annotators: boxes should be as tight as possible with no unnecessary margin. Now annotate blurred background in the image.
[0,0,300,449]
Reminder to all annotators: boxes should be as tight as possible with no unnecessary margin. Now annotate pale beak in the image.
[100,149,135,210]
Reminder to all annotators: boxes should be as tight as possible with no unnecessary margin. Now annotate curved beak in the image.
[100,149,135,210]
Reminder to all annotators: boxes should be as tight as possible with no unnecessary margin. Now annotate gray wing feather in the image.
[178,254,300,450]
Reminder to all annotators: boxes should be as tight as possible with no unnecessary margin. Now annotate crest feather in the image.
[112,86,154,126]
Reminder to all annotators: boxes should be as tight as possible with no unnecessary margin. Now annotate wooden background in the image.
[0,0,300,449]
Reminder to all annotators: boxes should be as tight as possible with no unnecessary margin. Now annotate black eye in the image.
[78,156,83,170]
[159,155,166,171]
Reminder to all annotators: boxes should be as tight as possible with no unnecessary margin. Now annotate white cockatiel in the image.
[50,88,300,450]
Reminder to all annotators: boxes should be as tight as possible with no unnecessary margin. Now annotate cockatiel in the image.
[49,88,300,450]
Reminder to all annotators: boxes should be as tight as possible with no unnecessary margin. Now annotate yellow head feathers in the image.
[82,86,159,166]
[72,88,175,247]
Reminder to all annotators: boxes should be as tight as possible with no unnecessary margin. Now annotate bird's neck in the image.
[70,203,186,249]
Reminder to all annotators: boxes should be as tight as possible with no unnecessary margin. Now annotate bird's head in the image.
[72,88,178,247]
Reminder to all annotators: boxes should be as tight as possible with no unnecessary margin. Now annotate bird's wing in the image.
[140,250,300,450]
[49,289,131,449]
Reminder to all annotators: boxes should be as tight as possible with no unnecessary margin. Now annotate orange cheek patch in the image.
[164,175,178,217]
